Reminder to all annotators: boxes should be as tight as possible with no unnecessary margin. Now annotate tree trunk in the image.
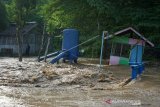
[38,24,46,62]
[44,36,51,62]
[16,27,23,62]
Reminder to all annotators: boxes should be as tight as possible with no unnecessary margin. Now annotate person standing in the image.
[26,44,30,56]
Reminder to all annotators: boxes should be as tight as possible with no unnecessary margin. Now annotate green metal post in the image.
[99,31,108,67]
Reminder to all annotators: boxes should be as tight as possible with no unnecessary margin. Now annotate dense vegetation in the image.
[1,0,160,59]
[0,1,8,31]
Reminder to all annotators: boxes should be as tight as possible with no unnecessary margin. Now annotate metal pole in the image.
[120,44,123,56]
[99,31,108,67]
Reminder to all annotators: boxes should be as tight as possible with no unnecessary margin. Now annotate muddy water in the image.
[0,58,160,107]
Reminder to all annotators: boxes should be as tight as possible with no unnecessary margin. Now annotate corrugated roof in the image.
[0,22,37,36]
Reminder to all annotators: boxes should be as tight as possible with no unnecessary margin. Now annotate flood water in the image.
[0,58,160,107]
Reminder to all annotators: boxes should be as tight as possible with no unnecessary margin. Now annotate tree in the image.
[5,0,160,59]
[14,0,36,61]
[0,1,8,31]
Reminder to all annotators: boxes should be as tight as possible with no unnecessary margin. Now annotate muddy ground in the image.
[0,57,160,107]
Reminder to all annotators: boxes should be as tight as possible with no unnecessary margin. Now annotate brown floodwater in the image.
[0,57,160,107]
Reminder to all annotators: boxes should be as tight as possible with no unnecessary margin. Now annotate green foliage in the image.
[39,0,160,57]
[14,0,37,28]
[3,0,160,58]
[0,1,8,31]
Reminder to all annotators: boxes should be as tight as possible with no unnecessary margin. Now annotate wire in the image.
[61,35,101,54]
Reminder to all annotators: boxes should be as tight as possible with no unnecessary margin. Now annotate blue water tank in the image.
[62,29,79,62]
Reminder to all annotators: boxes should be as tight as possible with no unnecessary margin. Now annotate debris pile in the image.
[0,58,130,89]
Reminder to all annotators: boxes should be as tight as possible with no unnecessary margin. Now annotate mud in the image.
[0,57,160,107]
[0,57,127,89]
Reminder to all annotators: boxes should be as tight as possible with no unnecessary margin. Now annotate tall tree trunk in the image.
[44,36,51,62]
[38,24,46,62]
[16,27,23,62]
